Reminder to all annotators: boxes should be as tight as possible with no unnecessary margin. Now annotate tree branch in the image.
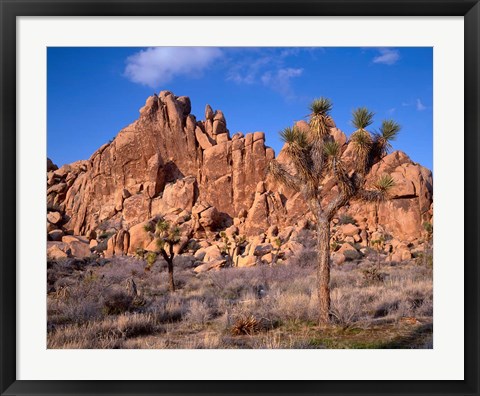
[158,248,169,263]
[167,241,174,261]
[268,160,302,190]
[325,192,350,221]
[310,138,325,180]
[287,146,316,186]
[331,157,354,196]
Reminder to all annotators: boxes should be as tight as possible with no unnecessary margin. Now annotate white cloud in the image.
[279,48,301,58]
[261,68,303,97]
[124,47,223,87]
[225,49,310,98]
[372,48,400,65]
[416,98,427,111]
[387,107,396,115]
[226,56,272,85]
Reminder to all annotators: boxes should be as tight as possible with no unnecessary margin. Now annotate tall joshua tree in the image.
[144,217,182,292]
[268,99,399,325]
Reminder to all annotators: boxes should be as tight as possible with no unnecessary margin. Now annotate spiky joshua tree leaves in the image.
[144,217,182,292]
[268,98,399,325]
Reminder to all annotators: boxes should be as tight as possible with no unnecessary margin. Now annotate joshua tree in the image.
[270,237,283,266]
[371,233,386,269]
[268,99,399,325]
[144,217,182,292]
[217,232,247,267]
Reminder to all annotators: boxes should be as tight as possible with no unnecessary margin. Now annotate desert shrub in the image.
[95,256,146,284]
[102,290,133,316]
[48,313,162,349]
[222,280,249,300]
[173,254,196,270]
[135,248,146,259]
[291,229,316,249]
[271,290,316,323]
[47,260,75,290]
[212,311,231,332]
[343,249,361,261]
[207,270,249,300]
[92,239,107,253]
[182,332,223,349]
[362,246,377,257]
[415,251,433,268]
[289,248,317,268]
[422,221,433,235]
[184,299,212,326]
[113,314,161,338]
[361,265,386,284]
[330,268,360,289]
[338,213,356,225]
[329,289,362,328]
[415,296,433,317]
[373,299,400,318]
[147,294,187,323]
[98,231,115,240]
[49,295,101,329]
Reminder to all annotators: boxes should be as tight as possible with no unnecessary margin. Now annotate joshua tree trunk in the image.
[317,217,331,325]
[159,244,176,292]
[167,243,175,292]
[167,258,175,292]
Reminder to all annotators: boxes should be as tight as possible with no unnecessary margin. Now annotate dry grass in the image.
[47,252,432,349]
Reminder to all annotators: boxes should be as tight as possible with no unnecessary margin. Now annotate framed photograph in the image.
[1,1,478,395]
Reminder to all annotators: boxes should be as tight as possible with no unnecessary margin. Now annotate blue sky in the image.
[48,47,432,170]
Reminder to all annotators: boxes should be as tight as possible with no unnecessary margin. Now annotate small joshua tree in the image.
[218,231,246,267]
[144,217,182,292]
[371,233,386,269]
[269,99,399,325]
[270,237,283,266]
[363,232,387,285]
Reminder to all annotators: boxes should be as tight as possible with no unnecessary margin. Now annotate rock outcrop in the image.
[47,91,271,239]
[47,91,433,263]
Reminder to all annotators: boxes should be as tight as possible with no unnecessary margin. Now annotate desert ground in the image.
[48,230,432,349]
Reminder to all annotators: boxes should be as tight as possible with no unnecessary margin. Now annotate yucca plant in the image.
[323,140,340,159]
[352,107,374,130]
[231,315,259,336]
[358,174,395,202]
[280,126,315,187]
[350,108,375,174]
[374,174,396,194]
[309,97,333,139]
[280,126,309,150]
[373,119,401,159]
[268,98,400,325]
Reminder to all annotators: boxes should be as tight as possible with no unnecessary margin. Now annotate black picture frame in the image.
[1,1,478,395]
